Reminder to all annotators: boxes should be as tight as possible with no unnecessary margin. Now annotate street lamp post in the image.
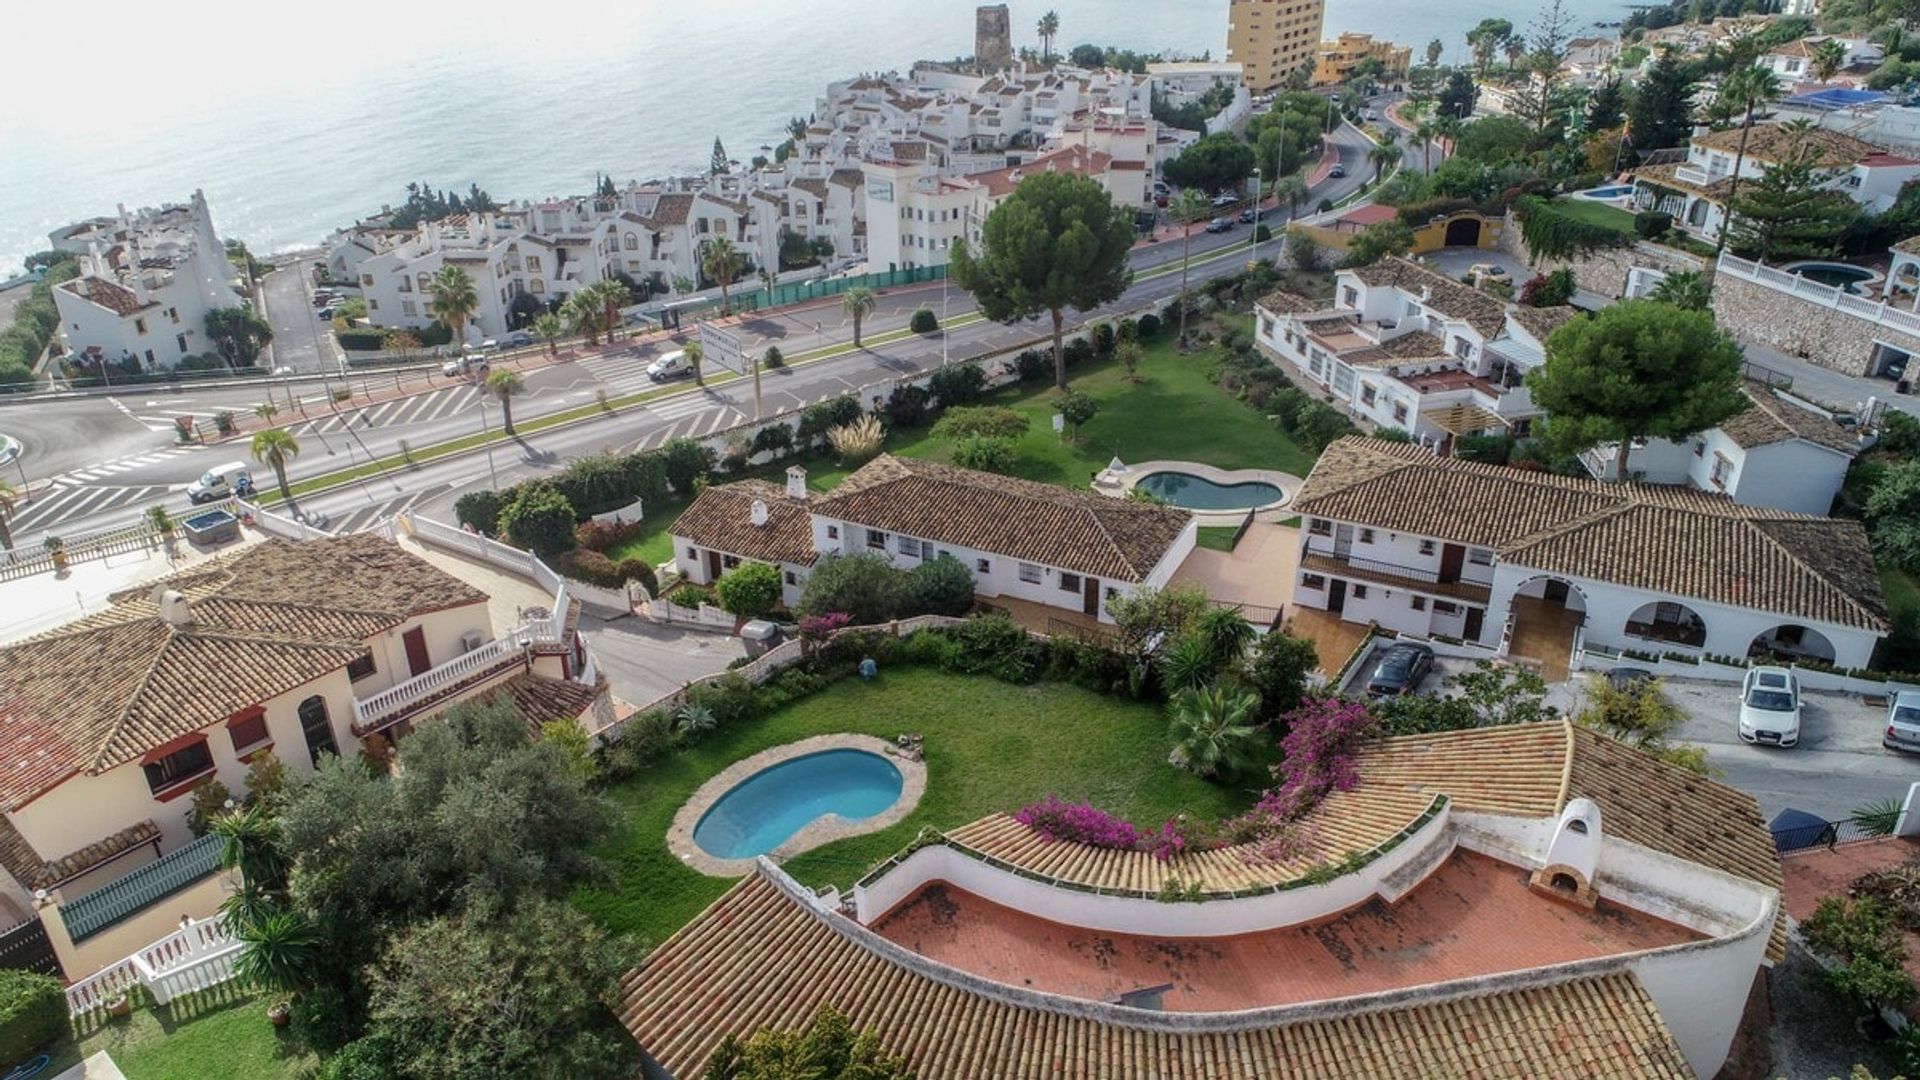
[477,397,500,491]
[1251,166,1263,266]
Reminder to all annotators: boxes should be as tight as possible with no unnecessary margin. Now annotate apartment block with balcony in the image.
[1227,0,1327,93]
[1254,258,1578,449]
[1292,438,1887,676]
[1312,33,1412,87]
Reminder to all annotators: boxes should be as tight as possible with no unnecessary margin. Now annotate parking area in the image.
[579,615,746,708]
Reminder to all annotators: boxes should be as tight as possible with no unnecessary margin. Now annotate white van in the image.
[647,350,691,381]
[187,462,255,503]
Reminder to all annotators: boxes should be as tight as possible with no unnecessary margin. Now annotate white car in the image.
[1885,690,1920,754]
[1737,666,1801,747]
[647,350,691,381]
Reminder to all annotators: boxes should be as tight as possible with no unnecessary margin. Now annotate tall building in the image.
[975,5,1013,69]
[1226,0,1326,93]
[1313,32,1413,87]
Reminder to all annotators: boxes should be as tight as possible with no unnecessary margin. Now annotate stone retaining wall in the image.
[1494,224,1704,299]
[1709,272,1919,379]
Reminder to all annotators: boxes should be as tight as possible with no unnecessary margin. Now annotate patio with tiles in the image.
[869,850,1701,1012]
[1170,522,1295,623]
[1285,606,1374,674]
[1508,595,1582,683]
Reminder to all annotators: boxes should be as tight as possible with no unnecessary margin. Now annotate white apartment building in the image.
[671,457,1197,625]
[1255,258,1579,449]
[48,191,245,370]
[1634,123,1920,240]
[1293,437,1887,670]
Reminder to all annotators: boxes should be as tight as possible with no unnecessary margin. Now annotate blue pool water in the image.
[692,749,903,859]
[1787,262,1877,295]
[1137,472,1283,511]
[1576,185,1635,199]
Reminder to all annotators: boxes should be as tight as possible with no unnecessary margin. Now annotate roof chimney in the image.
[786,466,808,501]
[750,499,770,527]
[156,590,194,628]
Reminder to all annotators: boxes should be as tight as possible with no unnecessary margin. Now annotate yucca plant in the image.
[827,415,884,464]
[235,909,322,996]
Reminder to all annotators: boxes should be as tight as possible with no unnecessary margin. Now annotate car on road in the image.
[442,354,490,378]
[1204,217,1234,233]
[1365,642,1434,698]
[1737,666,1802,747]
[1605,667,1656,693]
[1211,193,1238,208]
[1364,109,1379,121]
[501,330,534,349]
[272,366,295,376]
[1236,207,1258,224]
[187,462,254,504]
[1468,263,1509,283]
[1328,163,1347,178]
[647,349,693,381]
[1885,690,1920,754]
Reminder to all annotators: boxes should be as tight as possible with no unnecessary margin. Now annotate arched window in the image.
[624,233,638,250]
[298,695,339,766]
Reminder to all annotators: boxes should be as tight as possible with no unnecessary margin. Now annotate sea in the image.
[0,0,1635,277]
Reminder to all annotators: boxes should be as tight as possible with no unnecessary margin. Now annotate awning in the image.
[1422,403,1507,436]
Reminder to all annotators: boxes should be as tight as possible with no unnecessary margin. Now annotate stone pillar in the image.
[975,5,1013,69]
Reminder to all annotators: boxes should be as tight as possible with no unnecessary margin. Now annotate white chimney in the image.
[156,590,194,628]
[786,466,808,501]
[1529,797,1603,909]
[750,499,770,527]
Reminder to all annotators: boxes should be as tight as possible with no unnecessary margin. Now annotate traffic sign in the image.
[697,322,747,375]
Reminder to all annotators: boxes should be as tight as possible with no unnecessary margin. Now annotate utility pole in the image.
[478,397,499,491]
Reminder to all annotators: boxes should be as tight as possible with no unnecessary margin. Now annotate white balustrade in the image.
[352,630,531,731]
[64,957,142,1017]
[66,915,242,1016]
[1717,253,1920,337]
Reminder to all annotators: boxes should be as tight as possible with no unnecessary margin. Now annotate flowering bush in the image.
[1260,698,1376,820]
[798,612,852,641]
[1014,796,1141,851]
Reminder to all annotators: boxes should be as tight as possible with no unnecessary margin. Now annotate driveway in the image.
[579,615,746,708]
[1421,247,1528,282]
[260,258,338,373]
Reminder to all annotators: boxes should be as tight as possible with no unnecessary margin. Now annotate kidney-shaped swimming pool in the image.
[692,748,905,860]
[1136,471,1285,511]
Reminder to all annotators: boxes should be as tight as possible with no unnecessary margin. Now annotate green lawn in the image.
[43,986,315,1080]
[1884,564,1920,623]
[1550,198,1638,234]
[572,667,1260,945]
[1196,526,1241,552]
[605,337,1314,568]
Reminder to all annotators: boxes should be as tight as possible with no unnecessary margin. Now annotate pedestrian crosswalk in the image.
[50,445,208,484]
[325,484,451,536]
[283,386,482,438]
[7,483,177,539]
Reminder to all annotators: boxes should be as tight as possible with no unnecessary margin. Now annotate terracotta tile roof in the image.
[59,277,154,317]
[1255,290,1325,315]
[0,815,158,892]
[669,479,818,567]
[477,672,604,734]
[829,168,865,189]
[1693,122,1887,166]
[1346,257,1507,337]
[815,455,1192,583]
[1375,329,1450,360]
[641,194,694,228]
[1635,162,1734,202]
[791,179,829,200]
[888,141,928,161]
[1896,234,1920,255]
[619,870,1694,1079]
[967,145,1113,198]
[1720,381,1857,453]
[1294,438,1886,631]
[0,536,488,810]
[1507,304,1580,342]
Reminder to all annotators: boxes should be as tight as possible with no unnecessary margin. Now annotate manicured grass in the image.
[572,667,1260,944]
[42,986,315,1080]
[1196,526,1241,552]
[1550,198,1638,234]
[1884,564,1920,623]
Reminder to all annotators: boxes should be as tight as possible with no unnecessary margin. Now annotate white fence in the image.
[66,915,242,1017]
[643,598,738,632]
[401,512,631,614]
[1718,253,1920,337]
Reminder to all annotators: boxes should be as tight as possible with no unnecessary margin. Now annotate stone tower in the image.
[975,5,1014,69]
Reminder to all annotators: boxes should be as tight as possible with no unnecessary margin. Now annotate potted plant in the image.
[106,992,132,1018]
[146,504,175,538]
[43,537,66,572]
[267,1001,292,1027]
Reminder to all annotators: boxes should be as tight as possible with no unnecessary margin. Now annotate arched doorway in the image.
[1444,215,1482,247]
[1686,199,1711,229]
[298,695,339,766]
[1749,625,1837,665]
[1624,601,1707,649]
[1506,576,1589,681]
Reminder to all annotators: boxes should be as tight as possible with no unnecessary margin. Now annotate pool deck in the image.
[1098,460,1303,526]
[667,733,928,877]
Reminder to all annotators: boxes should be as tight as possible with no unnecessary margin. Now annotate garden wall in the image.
[1494,224,1704,300]
[1708,270,1920,379]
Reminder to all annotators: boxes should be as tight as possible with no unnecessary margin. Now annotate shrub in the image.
[616,558,659,597]
[496,483,577,558]
[715,561,784,619]
[1254,224,1273,242]
[797,553,904,624]
[1015,349,1051,382]
[672,584,714,609]
[928,364,987,408]
[762,345,784,368]
[557,549,625,588]
[940,614,1042,682]
[720,434,751,473]
[619,452,669,505]
[827,415,884,464]
[751,423,794,458]
[906,554,976,616]
[1805,896,1917,1014]
[1136,313,1162,339]
[1063,338,1094,367]
[660,438,716,493]
[909,307,939,333]
[0,970,64,1063]
[933,405,1029,441]
[1053,390,1098,438]
[1090,321,1116,358]
[798,612,853,640]
[1015,796,1141,849]
[600,711,675,776]
[574,518,642,552]
[950,434,1017,473]
[884,383,932,428]
[1633,210,1673,240]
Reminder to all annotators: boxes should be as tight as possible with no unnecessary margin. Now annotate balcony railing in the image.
[1299,551,1493,604]
[67,914,241,1017]
[350,584,571,735]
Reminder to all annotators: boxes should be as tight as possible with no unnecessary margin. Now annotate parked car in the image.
[315,307,334,320]
[1885,690,1920,754]
[647,349,692,381]
[1737,666,1801,747]
[1364,109,1379,121]
[442,354,489,378]
[500,330,534,348]
[1604,667,1655,693]
[1211,193,1238,208]
[187,461,255,504]
[1204,217,1234,234]
[1236,207,1258,224]
[1328,163,1347,178]
[1365,643,1435,697]
[1154,194,1170,208]
[1468,262,1509,282]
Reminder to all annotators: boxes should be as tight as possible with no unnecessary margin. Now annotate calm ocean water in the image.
[0,0,1630,276]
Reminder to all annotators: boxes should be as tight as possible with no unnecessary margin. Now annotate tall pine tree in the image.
[1586,78,1626,132]
[709,137,730,176]
[1728,140,1862,262]
[1627,54,1695,154]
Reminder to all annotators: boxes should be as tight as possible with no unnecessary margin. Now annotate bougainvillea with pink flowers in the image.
[797,612,853,641]
[1013,796,1142,850]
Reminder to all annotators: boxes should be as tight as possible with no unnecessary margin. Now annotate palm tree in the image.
[587,278,628,339]
[426,265,479,348]
[1503,35,1527,72]
[1711,65,1784,270]
[533,312,564,357]
[486,369,524,436]
[1169,189,1209,349]
[1413,119,1440,173]
[561,291,601,346]
[684,340,705,384]
[212,804,290,898]
[1167,684,1264,779]
[1157,635,1219,695]
[842,287,877,347]
[249,428,300,504]
[1368,139,1400,181]
[1037,10,1060,63]
[1273,175,1308,220]
[1811,39,1847,83]
[235,909,322,996]
[702,237,742,316]
[760,267,778,307]
[1648,269,1712,311]
[0,480,17,553]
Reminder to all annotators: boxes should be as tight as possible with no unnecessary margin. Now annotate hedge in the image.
[337,323,453,352]
[0,970,64,1062]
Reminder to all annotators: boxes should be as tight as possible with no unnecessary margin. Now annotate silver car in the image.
[1886,690,1920,754]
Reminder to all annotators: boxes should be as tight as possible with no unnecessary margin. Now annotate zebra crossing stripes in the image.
[283,385,481,437]
[7,484,173,536]
[51,445,207,484]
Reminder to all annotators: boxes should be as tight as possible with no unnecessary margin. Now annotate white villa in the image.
[1581,380,1861,515]
[0,535,598,923]
[1254,259,1581,449]
[1633,123,1920,241]
[670,457,1196,624]
[48,191,246,370]
[1292,437,1888,670]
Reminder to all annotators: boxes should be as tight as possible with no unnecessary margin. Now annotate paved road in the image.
[260,257,340,375]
